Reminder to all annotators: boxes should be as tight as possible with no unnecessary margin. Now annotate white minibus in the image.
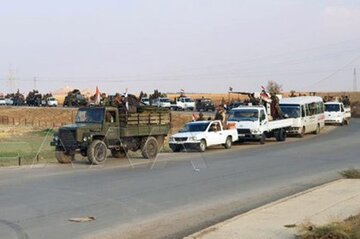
[279,96,325,137]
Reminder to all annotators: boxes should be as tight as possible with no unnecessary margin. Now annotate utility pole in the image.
[354,68,358,92]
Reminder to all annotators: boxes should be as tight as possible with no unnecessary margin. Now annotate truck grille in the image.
[59,129,77,150]
[237,129,251,134]
[174,137,188,142]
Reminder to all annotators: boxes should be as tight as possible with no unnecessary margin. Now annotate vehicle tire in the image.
[299,127,305,138]
[279,129,286,141]
[170,145,181,152]
[274,130,281,141]
[87,140,108,165]
[224,136,232,149]
[259,133,266,145]
[55,151,74,164]
[141,137,159,159]
[111,149,127,158]
[313,124,320,135]
[198,139,207,152]
[344,119,349,126]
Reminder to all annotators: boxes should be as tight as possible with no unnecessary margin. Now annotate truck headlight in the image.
[53,136,59,142]
[188,136,197,141]
[169,137,174,142]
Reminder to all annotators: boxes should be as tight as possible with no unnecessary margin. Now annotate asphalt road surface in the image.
[1,120,360,239]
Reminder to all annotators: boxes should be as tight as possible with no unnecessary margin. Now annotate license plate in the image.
[239,134,245,137]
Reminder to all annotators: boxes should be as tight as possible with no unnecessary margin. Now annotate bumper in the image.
[325,118,343,124]
[287,127,302,135]
[238,134,262,141]
[169,142,200,149]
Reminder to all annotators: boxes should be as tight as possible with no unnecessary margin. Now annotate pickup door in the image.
[207,122,225,146]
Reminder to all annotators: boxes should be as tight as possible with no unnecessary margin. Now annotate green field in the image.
[0,129,57,167]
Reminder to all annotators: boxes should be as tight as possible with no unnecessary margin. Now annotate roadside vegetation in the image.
[0,128,56,167]
[297,213,360,239]
[340,168,360,179]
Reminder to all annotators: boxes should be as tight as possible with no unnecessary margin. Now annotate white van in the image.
[324,102,351,125]
[279,96,325,137]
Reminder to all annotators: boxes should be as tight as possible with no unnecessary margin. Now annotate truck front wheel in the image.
[141,137,159,159]
[259,133,266,144]
[198,139,207,152]
[87,140,108,165]
[55,151,74,164]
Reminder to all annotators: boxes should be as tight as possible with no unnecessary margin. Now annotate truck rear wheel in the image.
[313,124,320,135]
[275,129,286,141]
[55,151,74,164]
[141,137,159,159]
[87,140,108,165]
[224,136,232,149]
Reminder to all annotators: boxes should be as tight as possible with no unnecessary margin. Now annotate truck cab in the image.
[227,106,292,144]
[324,102,351,125]
[171,97,195,111]
[151,97,171,108]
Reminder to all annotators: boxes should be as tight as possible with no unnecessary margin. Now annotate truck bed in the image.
[268,118,293,131]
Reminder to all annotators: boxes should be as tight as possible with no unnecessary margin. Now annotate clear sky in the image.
[1,0,360,95]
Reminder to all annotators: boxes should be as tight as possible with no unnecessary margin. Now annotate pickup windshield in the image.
[325,104,340,112]
[76,108,105,123]
[279,104,301,118]
[180,122,210,132]
[184,98,193,102]
[160,98,170,102]
[229,109,258,121]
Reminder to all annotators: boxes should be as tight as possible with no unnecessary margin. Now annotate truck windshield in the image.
[180,122,210,132]
[184,98,193,102]
[279,104,301,118]
[76,108,105,123]
[160,98,170,102]
[229,109,258,121]
[325,104,340,112]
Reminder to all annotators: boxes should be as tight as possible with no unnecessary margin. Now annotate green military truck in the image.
[51,106,171,164]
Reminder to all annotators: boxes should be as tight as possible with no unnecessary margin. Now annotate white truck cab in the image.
[227,106,293,144]
[151,97,171,108]
[324,102,351,125]
[169,120,238,152]
[171,97,195,111]
[46,97,58,107]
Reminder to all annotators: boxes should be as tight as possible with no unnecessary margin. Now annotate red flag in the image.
[94,86,100,105]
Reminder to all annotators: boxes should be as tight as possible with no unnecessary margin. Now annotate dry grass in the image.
[340,168,360,179]
[297,214,360,239]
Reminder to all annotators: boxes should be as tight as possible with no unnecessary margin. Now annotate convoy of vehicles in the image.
[169,120,238,152]
[324,102,351,125]
[227,106,293,144]
[171,97,195,111]
[279,96,325,137]
[51,106,171,164]
[195,98,215,112]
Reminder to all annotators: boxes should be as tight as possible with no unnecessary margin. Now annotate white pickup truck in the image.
[169,120,238,152]
[171,97,195,111]
[227,106,293,144]
[324,102,351,125]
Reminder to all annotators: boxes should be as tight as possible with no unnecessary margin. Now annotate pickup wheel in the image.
[259,133,266,144]
[198,139,207,152]
[55,151,74,164]
[141,137,158,159]
[87,140,108,165]
[224,136,232,149]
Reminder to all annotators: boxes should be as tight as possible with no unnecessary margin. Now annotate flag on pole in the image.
[125,88,129,111]
[94,86,100,105]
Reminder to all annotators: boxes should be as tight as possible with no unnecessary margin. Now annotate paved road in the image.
[0,120,360,239]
